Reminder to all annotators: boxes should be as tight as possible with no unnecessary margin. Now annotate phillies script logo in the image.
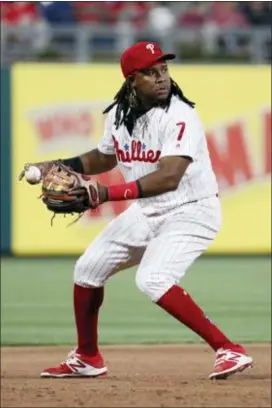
[112,135,161,163]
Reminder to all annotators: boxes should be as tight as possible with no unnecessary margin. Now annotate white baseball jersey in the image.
[98,95,218,216]
[75,95,221,300]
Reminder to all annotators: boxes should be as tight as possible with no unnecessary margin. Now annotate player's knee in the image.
[74,254,102,288]
[135,268,175,302]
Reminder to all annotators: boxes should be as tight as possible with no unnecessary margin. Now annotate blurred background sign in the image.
[10,64,271,255]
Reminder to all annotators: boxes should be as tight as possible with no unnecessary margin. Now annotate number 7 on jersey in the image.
[176,122,186,141]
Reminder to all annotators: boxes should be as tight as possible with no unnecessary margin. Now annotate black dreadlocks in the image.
[103,78,195,130]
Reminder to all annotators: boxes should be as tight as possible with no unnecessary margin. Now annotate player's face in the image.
[132,63,171,105]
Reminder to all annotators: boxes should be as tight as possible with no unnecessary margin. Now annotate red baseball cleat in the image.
[209,344,253,380]
[40,351,107,378]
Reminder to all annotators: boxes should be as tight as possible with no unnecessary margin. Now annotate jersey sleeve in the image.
[97,110,116,155]
[160,108,202,161]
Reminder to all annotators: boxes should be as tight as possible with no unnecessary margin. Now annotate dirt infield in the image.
[1,344,271,407]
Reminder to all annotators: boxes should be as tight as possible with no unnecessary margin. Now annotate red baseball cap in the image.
[120,41,176,78]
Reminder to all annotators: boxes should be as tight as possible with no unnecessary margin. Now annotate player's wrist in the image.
[61,156,84,174]
[97,183,108,204]
[105,181,143,202]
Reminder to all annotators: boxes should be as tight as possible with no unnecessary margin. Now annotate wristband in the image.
[107,181,143,201]
[62,156,84,173]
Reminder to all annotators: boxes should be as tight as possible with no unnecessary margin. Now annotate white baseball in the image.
[25,165,42,184]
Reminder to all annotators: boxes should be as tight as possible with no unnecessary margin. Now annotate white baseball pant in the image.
[74,196,221,302]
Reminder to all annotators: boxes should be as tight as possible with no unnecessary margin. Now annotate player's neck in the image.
[136,93,156,111]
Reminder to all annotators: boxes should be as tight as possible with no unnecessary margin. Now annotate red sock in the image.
[157,285,234,351]
[73,284,104,356]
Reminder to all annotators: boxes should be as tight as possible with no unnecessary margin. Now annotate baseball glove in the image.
[41,163,99,224]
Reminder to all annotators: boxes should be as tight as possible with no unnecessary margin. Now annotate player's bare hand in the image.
[18,161,54,181]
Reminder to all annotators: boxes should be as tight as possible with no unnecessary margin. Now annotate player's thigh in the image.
[74,203,151,287]
[136,197,221,301]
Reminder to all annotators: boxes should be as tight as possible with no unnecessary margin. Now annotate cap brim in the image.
[156,53,176,62]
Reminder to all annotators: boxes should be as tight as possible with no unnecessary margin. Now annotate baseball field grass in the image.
[1,256,271,346]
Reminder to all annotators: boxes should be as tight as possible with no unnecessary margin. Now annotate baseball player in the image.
[20,42,253,380]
